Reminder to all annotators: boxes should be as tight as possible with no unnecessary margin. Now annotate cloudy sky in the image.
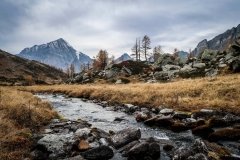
[1,0,240,57]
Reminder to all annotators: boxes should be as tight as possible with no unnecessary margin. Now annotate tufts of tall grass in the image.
[0,87,58,160]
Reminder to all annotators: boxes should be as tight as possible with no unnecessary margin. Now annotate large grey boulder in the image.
[105,69,118,79]
[192,63,206,70]
[74,127,91,139]
[229,56,240,72]
[154,64,180,80]
[179,65,204,78]
[73,73,84,83]
[173,139,208,160]
[156,53,176,66]
[37,133,75,158]
[127,141,160,160]
[121,66,132,75]
[160,108,174,115]
[205,68,218,77]
[154,71,169,81]
[162,65,181,71]
[111,128,141,149]
[201,49,218,61]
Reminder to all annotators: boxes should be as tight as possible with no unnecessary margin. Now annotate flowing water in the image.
[36,94,193,141]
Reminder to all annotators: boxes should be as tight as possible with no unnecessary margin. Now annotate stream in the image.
[37,94,193,139]
[35,94,240,160]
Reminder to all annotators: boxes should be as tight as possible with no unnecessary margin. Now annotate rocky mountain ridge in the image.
[192,24,240,56]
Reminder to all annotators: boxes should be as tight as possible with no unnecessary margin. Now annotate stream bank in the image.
[31,94,240,160]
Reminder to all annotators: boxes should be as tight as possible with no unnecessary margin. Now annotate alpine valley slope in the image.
[0,49,67,85]
[18,38,92,72]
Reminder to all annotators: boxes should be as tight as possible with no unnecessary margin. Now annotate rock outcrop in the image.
[192,24,240,56]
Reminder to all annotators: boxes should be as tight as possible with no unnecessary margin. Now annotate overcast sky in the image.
[1,0,240,57]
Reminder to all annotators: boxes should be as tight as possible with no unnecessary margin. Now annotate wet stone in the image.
[61,155,85,160]
[127,141,160,160]
[135,111,151,122]
[119,140,140,156]
[99,138,109,146]
[163,144,174,151]
[111,128,141,149]
[192,125,214,138]
[74,128,91,139]
[113,117,125,122]
[208,128,240,141]
[91,128,110,139]
[173,111,191,120]
[37,133,75,159]
[192,109,216,119]
[81,146,114,160]
[160,108,174,115]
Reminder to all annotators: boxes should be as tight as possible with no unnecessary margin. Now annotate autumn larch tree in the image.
[93,50,108,70]
[141,35,151,62]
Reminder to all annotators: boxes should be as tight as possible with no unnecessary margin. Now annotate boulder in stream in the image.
[111,128,141,149]
[160,108,174,115]
[75,128,91,139]
[81,146,114,160]
[127,141,160,160]
[173,139,208,160]
[37,133,75,159]
[192,125,214,138]
[208,128,240,141]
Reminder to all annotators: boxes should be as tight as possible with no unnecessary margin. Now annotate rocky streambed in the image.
[31,94,240,160]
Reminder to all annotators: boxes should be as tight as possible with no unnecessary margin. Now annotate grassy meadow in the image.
[22,74,240,114]
[0,87,58,160]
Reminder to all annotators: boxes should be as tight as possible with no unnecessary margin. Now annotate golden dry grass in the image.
[0,87,58,160]
[22,74,240,114]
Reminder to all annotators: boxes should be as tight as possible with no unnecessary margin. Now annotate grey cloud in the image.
[0,0,240,57]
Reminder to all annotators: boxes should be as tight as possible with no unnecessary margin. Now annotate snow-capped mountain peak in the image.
[18,38,92,72]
